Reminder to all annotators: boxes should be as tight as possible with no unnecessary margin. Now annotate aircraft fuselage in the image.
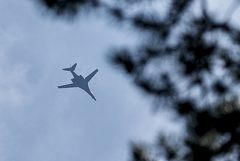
[70,72,87,89]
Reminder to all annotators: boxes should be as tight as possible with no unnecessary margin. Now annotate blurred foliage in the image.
[35,0,240,160]
[36,0,100,16]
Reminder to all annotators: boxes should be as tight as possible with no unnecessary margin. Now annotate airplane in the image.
[58,63,98,101]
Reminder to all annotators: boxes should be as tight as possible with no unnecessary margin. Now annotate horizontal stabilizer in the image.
[63,63,77,72]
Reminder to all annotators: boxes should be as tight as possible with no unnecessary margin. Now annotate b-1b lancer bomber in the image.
[58,63,98,101]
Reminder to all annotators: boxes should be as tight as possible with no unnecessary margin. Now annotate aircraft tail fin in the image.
[63,63,77,72]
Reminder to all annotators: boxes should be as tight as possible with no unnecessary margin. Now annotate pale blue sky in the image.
[0,0,239,161]
[0,1,170,161]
